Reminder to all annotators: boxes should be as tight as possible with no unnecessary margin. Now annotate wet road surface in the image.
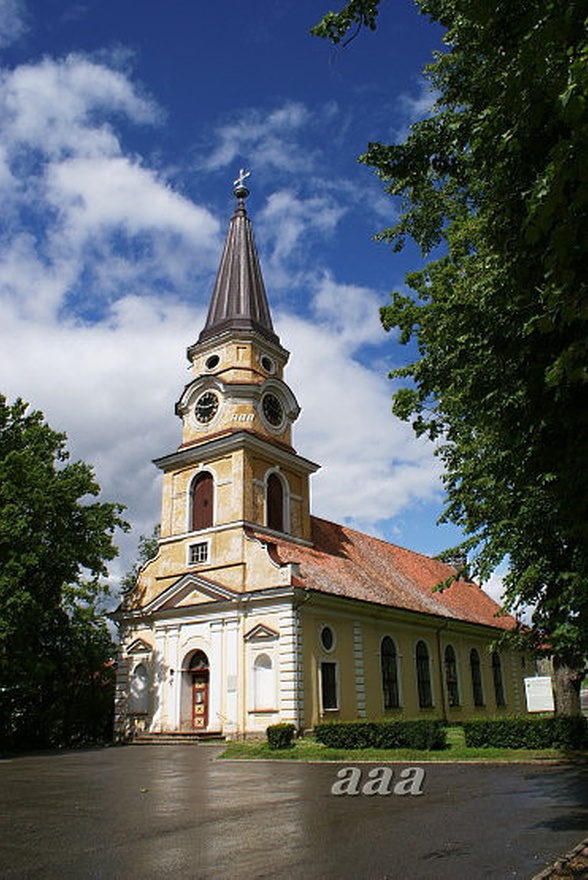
[1,745,587,879]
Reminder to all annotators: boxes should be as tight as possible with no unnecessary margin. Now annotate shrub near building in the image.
[314,719,447,751]
[266,723,296,749]
[463,716,588,750]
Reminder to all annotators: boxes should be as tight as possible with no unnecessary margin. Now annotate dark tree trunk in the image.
[552,655,585,716]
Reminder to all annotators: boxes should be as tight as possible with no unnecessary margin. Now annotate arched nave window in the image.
[381,636,400,709]
[415,640,433,708]
[191,472,214,531]
[444,645,460,707]
[492,651,506,707]
[470,648,485,706]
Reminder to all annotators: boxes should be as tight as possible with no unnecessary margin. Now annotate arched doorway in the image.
[188,650,210,729]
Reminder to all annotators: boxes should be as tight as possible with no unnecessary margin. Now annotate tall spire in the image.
[198,171,278,345]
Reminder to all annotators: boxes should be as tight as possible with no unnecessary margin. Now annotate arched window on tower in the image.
[266,472,284,532]
[191,472,214,531]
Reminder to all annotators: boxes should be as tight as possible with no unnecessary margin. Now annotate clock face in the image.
[194,391,219,424]
[262,393,283,427]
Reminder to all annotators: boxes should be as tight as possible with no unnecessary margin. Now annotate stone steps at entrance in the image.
[131,731,225,745]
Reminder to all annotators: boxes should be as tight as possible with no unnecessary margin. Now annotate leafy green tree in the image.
[120,524,160,596]
[313,1,588,713]
[0,395,128,747]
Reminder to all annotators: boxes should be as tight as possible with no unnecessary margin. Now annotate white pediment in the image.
[145,573,239,613]
[244,623,279,642]
[127,638,153,654]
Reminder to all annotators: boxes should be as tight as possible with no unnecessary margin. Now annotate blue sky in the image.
[0,0,498,597]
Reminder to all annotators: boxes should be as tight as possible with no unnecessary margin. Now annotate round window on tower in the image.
[262,392,283,428]
[194,391,219,424]
[205,354,220,371]
[261,355,276,375]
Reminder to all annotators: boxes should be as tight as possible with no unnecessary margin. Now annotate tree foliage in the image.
[120,524,160,595]
[311,0,380,45]
[0,396,128,747]
[313,1,588,707]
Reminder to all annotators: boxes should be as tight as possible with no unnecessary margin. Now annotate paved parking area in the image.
[1,746,587,878]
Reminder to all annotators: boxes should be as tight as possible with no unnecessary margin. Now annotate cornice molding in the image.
[153,429,320,475]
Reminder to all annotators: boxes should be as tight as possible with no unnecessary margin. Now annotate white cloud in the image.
[0,293,203,574]
[1,54,158,159]
[398,77,438,120]
[0,53,222,323]
[393,77,439,141]
[281,312,442,529]
[197,101,316,175]
[0,0,27,50]
[257,189,346,287]
[0,52,225,583]
[48,155,218,243]
[0,53,445,593]
[483,571,506,606]
[310,273,383,348]
[0,289,442,587]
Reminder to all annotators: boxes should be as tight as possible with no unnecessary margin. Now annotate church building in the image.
[113,176,527,740]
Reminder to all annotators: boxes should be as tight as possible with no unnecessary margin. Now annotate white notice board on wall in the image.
[524,676,555,712]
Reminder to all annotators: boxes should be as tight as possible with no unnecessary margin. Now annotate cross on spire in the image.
[233,168,251,200]
[233,168,251,190]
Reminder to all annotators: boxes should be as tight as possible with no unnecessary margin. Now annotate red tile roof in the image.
[250,516,516,631]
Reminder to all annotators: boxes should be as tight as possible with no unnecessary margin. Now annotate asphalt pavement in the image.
[1,745,587,879]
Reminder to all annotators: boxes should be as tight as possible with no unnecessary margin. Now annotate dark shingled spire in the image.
[198,173,278,344]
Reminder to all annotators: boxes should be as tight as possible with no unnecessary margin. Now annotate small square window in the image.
[189,542,208,565]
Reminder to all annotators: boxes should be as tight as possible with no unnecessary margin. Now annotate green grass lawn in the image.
[219,726,587,762]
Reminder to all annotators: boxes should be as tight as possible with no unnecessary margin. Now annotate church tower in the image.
[135,174,318,604]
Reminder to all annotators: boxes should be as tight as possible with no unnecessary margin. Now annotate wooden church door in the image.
[189,651,210,729]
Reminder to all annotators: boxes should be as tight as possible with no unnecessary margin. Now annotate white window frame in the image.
[188,540,210,566]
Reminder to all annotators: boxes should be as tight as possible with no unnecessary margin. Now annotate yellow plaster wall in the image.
[160,446,312,543]
[189,339,286,384]
[128,515,287,609]
[179,336,294,448]
[180,396,294,449]
[125,628,155,653]
[300,601,527,728]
